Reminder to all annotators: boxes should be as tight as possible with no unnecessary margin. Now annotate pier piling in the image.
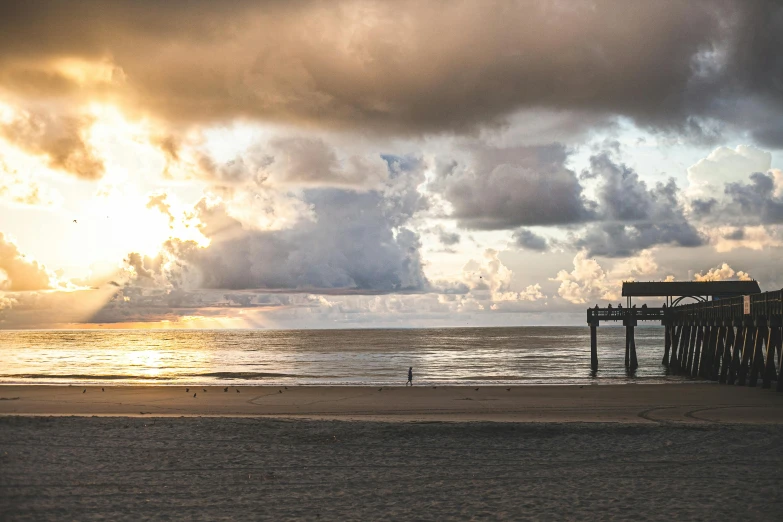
[590,319,598,371]
[662,324,671,366]
[719,325,735,384]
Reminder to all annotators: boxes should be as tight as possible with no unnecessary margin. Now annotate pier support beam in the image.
[748,319,767,388]
[719,325,735,384]
[669,325,681,371]
[662,323,671,367]
[738,324,755,386]
[762,322,780,389]
[692,325,703,377]
[625,319,638,371]
[676,324,688,373]
[699,325,718,379]
[728,325,744,385]
[675,324,690,375]
[590,319,598,372]
[776,326,783,392]
[711,326,726,381]
[685,325,697,375]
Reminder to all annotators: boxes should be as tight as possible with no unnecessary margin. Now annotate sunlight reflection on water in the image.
[0,327,697,386]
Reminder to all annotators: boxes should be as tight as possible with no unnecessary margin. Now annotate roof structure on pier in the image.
[621,281,761,297]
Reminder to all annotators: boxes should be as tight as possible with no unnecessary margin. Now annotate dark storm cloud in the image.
[512,229,548,252]
[430,225,461,247]
[575,153,705,257]
[575,222,705,258]
[433,143,594,229]
[724,228,745,240]
[0,1,781,141]
[163,161,430,293]
[196,137,389,189]
[168,193,427,293]
[690,198,719,219]
[724,172,783,224]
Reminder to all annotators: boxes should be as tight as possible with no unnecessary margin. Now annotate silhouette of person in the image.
[641,303,647,309]
[407,367,413,386]
[607,304,612,309]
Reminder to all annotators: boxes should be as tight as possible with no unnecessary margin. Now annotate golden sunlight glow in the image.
[123,349,164,378]
[51,58,124,86]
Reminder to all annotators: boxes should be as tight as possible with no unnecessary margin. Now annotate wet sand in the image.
[1,383,783,423]
[2,384,783,520]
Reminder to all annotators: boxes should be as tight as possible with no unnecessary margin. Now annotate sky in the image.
[0,0,782,329]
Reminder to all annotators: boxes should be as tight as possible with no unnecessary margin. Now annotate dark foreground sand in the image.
[2,385,783,520]
[2,417,783,521]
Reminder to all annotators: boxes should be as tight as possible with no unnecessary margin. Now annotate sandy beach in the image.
[1,383,783,423]
[3,384,783,520]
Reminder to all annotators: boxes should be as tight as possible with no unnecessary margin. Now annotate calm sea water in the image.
[0,327,694,386]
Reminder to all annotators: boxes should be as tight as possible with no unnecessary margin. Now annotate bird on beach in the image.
[83,389,86,393]
[224,387,228,392]
[475,388,479,391]
[378,388,382,392]
[186,388,189,393]
[102,388,105,392]
[279,390,282,394]
[432,386,437,389]
[506,388,511,391]
[285,387,288,390]
[193,393,197,398]
[203,389,207,392]
[236,389,240,393]
[73,219,77,224]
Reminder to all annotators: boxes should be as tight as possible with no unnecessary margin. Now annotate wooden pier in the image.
[587,282,783,391]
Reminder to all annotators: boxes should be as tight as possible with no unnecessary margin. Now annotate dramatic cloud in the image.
[460,249,544,303]
[724,172,783,224]
[0,233,52,291]
[512,229,548,252]
[1,1,780,142]
[576,153,704,257]
[196,137,389,189]
[433,143,592,229]
[429,225,461,247]
[693,263,751,282]
[551,250,660,305]
[162,163,430,293]
[687,145,772,200]
[0,108,104,179]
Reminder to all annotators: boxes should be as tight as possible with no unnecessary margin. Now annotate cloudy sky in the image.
[1,0,782,329]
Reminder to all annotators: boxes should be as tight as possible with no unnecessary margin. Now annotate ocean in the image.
[0,326,694,386]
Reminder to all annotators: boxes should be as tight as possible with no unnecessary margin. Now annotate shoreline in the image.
[2,383,782,423]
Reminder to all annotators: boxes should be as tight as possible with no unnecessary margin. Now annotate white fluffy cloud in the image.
[687,144,771,201]
[693,263,751,282]
[551,249,660,304]
[461,249,545,303]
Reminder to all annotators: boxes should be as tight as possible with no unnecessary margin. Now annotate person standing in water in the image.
[407,367,413,386]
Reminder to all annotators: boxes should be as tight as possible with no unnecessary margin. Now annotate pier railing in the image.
[670,290,783,322]
[587,307,665,323]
